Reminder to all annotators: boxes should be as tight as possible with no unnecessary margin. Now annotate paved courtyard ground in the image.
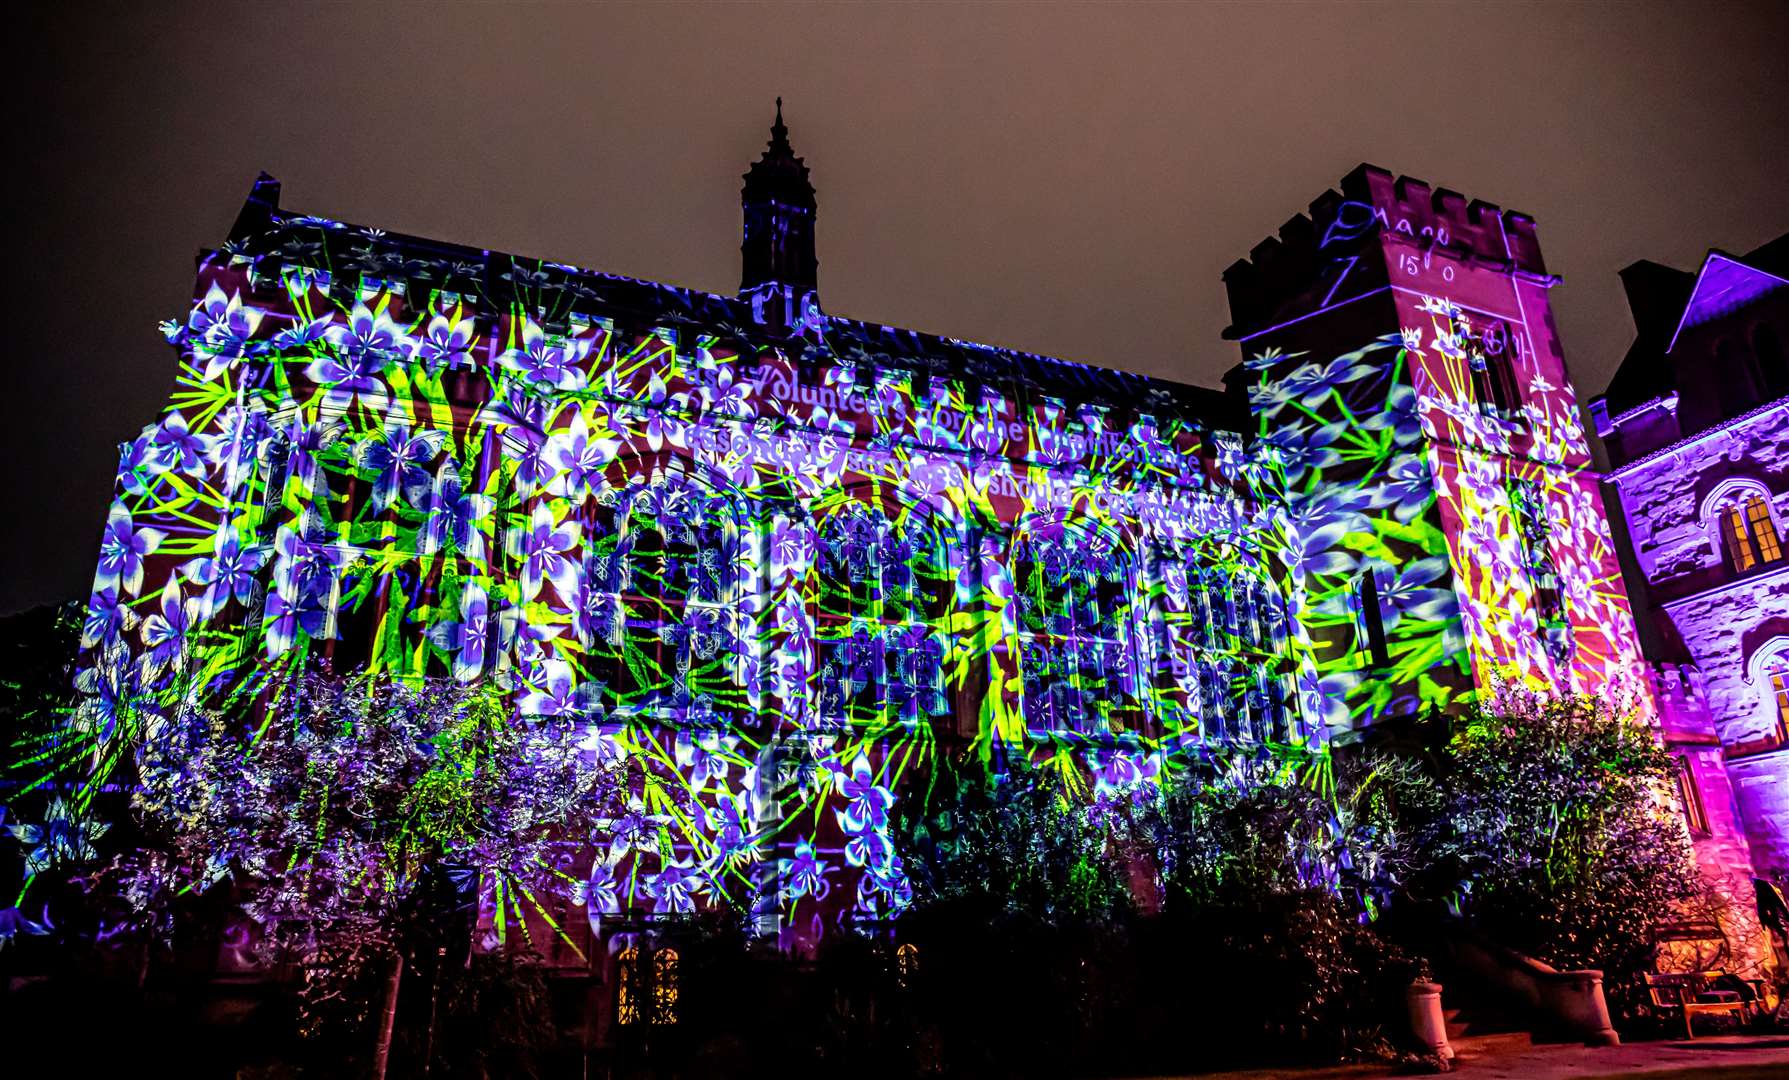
[1146,1034,1789,1080]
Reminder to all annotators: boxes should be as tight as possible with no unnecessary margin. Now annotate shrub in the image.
[1381,685,1703,1021]
[894,753,1135,927]
[1136,756,1428,1066]
[886,751,1425,1073]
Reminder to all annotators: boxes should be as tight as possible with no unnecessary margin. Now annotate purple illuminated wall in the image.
[1596,236,1789,978]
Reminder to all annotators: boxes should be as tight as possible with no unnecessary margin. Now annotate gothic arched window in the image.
[1452,309,1522,419]
[1507,477,1573,661]
[1245,662,1293,744]
[615,946,640,1026]
[575,478,746,725]
[814,505,949,728]
[895,942,920,990]
[1188,566,1221,652]
[1013,523,1141,736]
[1144,541,1192,737]
[308,423,453,674]
[652,947,681,1025]
[1231,566,1287,655]
[1195,656,1236,742]
[1747,641,1789,752]
[1705,482,1784,577]
[1180,558,1236,740]
[615,943,680,1028]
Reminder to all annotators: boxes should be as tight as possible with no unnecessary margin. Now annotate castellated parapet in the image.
[1223,164,1548,337]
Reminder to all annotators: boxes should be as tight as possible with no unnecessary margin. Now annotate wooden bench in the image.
[1644,971,1760,1038]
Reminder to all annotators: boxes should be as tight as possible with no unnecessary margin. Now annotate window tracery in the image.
[1746,639,1789,752]
[1704,481,1784,577]
[1508,478,1573,662]
[575,477,747,725]
[1014,523,1142,737]
[813,505,950,728]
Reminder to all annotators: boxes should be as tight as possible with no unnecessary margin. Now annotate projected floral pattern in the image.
[24,185,1647,955]
[37,207,1313,951]
[1234,288,1646,731]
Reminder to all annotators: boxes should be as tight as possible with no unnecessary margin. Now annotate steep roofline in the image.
[1663,249,1789,355]
[220,173,1239,427]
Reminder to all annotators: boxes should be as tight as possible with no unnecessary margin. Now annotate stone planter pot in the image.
[1407,981,1455,1060]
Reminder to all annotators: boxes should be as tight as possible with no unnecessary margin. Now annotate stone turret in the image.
[740,98,819,298]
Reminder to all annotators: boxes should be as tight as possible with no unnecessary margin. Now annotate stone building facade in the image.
[1593,236,1789,974]
[71,113,1658,965]
[1224,166,1650,733]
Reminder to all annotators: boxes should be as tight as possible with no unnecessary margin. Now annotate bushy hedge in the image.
[1377,687,1703,1022]
[879,753,1426,1075]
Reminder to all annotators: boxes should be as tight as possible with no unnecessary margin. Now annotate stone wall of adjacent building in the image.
[1651,663,1777,979]
[1730,753,1789,879]
[1609,400,1789,878]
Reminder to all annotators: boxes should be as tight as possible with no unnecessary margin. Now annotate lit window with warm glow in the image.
[652,947,680,1025]
[1747,496,1782,564]
[1771,661,1789,743]
[1673,757,1708,836]
[616,947,639,1026]
[616,944,680,1026]
[896,942,919,989]
[1722,493,1783,574]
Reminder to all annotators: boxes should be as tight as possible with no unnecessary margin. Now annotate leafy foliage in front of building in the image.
[1384,685,1704,1019]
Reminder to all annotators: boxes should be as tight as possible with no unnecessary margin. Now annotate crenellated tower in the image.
[1222,165,1650,737]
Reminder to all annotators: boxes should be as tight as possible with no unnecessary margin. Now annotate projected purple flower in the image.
[782,839,832,902]
[140,576,192,667]
[414,312,477,372]
[1284,521,1355,580]
[647,859,702,914]
[182,532,267,616]
[837,755,893,834]
[545,413,618,501]
[508,505,581,602]
[427,585,491,683]
[272,523,347,600]
[186,284,265,377]
[423,472,491,560]
[1374,454,1436,521]
[310,303,407,407]
[499,322,591,392]
[360,425,446,511]
[149,412,215,479]
[82,588,128,649]
[1377,557,1456,630]
[95,502,166,596]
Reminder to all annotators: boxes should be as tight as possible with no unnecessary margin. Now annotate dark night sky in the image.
[7,1,1786,613]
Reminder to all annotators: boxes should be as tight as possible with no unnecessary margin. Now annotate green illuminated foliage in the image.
[1380,684,1702,1018]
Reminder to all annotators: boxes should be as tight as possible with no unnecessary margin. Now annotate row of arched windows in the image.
[269,434,1301,740]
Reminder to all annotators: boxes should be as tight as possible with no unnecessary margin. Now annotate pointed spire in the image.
[740,97,819,296]
[760,96,795,163]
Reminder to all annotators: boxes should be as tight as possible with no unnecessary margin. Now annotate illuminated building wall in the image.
[1222,166,1651,738]
[80,115,1305,951]
[75,125,1656,958]
[1594,237,1789,903]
